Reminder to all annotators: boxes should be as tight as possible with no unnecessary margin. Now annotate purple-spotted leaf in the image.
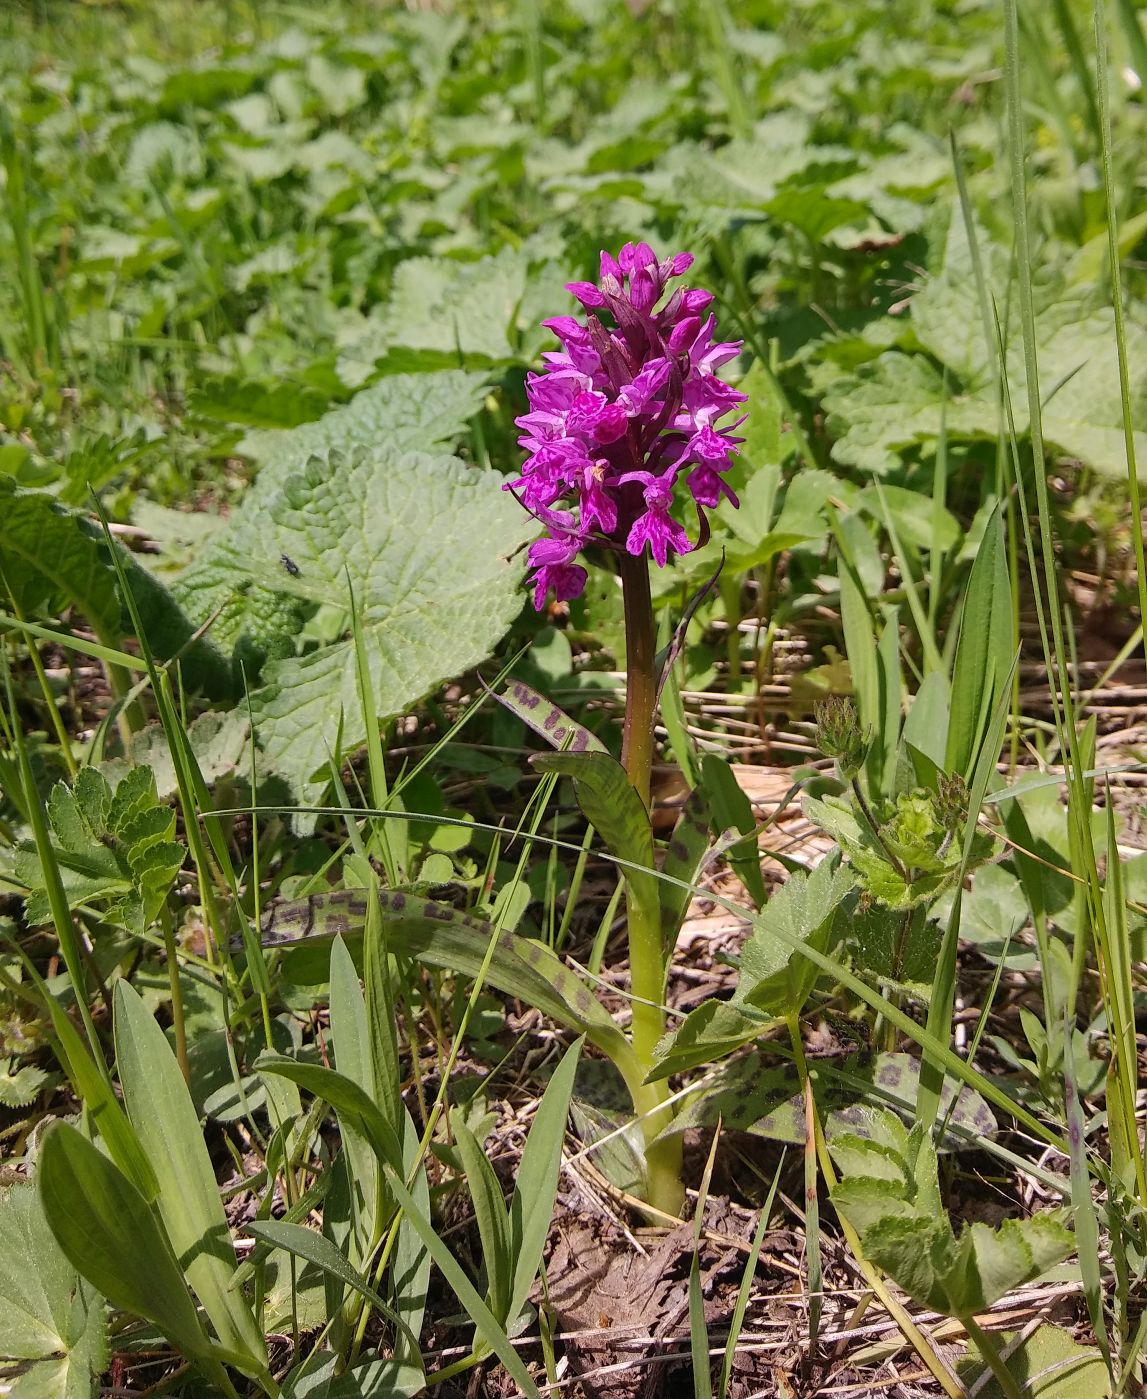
[493,679,606,754]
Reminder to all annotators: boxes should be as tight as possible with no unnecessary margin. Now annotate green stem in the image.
[160,906,190,1084]
[963,1314,1023,1399]
[619,552,656,810]
[618,550,684,1217]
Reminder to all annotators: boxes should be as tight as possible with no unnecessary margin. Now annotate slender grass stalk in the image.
[1,648,105,1073]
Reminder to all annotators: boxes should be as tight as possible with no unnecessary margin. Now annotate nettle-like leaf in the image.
[173,374,530,801]
[733,854,855,1013]
[805,789,996,910]
[0,1062,53,1108]
[0,1181,107,1399]
[823,207,1147,476]
[234,370,489,468]
[830,1107,1073,1318]
[15,766,184,932]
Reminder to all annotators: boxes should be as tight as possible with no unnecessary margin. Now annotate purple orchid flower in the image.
[509,243,747,609]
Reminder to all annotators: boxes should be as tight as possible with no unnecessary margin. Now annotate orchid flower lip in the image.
[514,243,748,608]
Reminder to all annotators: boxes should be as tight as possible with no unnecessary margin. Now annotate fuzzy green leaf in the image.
[0,1182,107,1398]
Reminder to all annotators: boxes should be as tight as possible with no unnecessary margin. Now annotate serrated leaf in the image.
[734,855,854,1014]
[0,1182,107,1399]
[380,249,537,363]
[830,1107,1073,1316]
[0,1063,51,1107]
[16,766,184,932]
[177,443,532,801]
[235,370,488,466]
[825,207,1147,477]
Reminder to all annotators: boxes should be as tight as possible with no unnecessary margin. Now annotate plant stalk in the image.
[618,550,684,1216]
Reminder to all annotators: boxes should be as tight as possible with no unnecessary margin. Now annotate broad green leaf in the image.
[37,1124,214,1365]
[823,209,1147,477]
[699,755,767,909]
[530,751,658,919]
[946,503,1012,778]
[384,1169,541,1399]
[235,370,488,466]
[959,1323,1108,1399]
[901,670,950,775]
[0,1183,107,1399]
[377,249,543,364]
[113,983,267,1372]
[281,1350,426,1399]
[0,479,229,693]
[495,679,606,754]
[873,607,901,798]
[177,440,532,801]
[648,1000,772,1082]
[38,989,158,1203]
[830,1108,1073,1317]
[836,522,880,745]
[507,1037,581,1324]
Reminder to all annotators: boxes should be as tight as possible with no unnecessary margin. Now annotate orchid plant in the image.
[507,243,748,1212]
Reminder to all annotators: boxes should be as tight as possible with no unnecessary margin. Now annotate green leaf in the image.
[243,1221,414,1347]
[958,1323,1109,1399]
[734,856,855,1015]
[37,985,159,1204]
[494,679,607,754]
[648,1000,772,1082]
[660,786,714,953]
[378,249,541,364]
[823,208,1147,478]
[529,751,658,920]
[830,1108,1073,1317]
[177,440,532,802]
[507,1037,581,1325]
[0,479,230,694]
[946,503,1012,778]
[255,1055,403,1175]
[384,1169,541,1399]
[453,1120,512,1323]
[16,766,185,932]
[391,1109,431,1367]
[235,370,488,466]
[114,982,267,1373]
[37,1124,214,1365]
[0,1183,107,1399]
[700,754,767,909]
[328,935,380,1276]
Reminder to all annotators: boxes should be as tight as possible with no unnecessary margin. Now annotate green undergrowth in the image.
[1,0,1146,1396]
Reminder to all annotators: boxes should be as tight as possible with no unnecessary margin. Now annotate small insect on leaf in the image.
[280,553,301,577]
